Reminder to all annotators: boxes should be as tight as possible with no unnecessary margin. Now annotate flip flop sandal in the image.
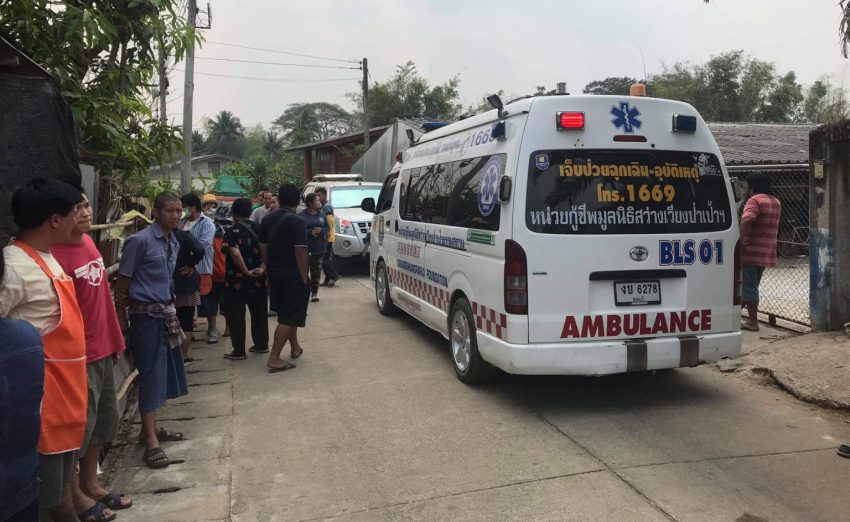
[78,501,116,522]
[837,443,850,458]
[98,491,133,510]
[139,428,184,444]
[143,447,171,469]
[268,362,296,373]
[291,347,303,359]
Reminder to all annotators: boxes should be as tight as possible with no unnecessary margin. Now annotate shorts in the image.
[176,305,195,334]
[80,357,120,455]
[269,276,310,327]
[37,451,75,509]
[198,281,222,318]
[741,265,765,302]
[129,314,188,413]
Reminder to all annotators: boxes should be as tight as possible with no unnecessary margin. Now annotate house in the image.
[283,126,389,182]
[149,153,236,192]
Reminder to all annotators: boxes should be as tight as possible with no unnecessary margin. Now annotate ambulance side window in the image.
[376,172,398,213]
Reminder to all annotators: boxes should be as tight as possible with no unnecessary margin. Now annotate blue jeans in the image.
[0,318,44,521]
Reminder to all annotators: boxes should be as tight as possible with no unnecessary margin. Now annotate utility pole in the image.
[181,0,197,195]
[158,42,168,177]
[361,57,369,151]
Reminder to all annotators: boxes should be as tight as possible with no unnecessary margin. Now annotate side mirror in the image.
[361,197,376,213]
[498,176,512,203]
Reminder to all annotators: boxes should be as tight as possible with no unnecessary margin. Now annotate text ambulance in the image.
[362,90,742,383]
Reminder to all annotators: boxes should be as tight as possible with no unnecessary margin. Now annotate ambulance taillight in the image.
[733,240,742,306]
[505,240,528,315]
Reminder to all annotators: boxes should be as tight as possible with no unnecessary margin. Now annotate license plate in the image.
[614,280,661,306]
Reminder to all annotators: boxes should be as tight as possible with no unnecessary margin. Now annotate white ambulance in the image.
[362,91,743,383]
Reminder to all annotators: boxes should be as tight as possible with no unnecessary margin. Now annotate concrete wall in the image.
[809,122,850,330]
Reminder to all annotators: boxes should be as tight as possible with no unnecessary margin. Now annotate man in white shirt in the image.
[250,191,273,223]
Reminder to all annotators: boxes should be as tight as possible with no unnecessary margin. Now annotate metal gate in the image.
[732,167,810,326]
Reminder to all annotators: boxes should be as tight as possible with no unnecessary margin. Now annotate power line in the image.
[195,56,361,70]
[172,68,360,83]
[204,40,360,64]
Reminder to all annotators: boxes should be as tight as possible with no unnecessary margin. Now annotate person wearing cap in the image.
[180,193,219,344]
[202,194,230,339]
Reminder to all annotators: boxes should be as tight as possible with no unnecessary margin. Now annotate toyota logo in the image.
[629,246,649,262]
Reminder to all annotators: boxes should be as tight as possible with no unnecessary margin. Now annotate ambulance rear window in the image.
[525,150,732,235]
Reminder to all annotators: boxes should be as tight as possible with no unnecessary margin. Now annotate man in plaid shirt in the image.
[739,173,781,332]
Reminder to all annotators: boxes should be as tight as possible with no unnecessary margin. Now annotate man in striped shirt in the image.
[739,173,781,331]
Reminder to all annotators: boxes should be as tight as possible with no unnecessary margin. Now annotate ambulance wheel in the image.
[449,299,497,384]
[375,261,398,316]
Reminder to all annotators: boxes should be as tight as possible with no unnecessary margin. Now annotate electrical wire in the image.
[204,40,361,64]
[195,56,361,70]
[172,68,360,83]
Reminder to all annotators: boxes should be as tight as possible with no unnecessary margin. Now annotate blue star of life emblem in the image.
[610,102,642,133]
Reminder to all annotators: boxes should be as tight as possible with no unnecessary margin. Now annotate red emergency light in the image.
[556,112,585,130]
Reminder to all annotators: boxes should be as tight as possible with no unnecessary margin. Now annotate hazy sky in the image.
[167,0,850,130]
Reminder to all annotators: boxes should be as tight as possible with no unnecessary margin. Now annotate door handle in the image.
[393,220,398,232]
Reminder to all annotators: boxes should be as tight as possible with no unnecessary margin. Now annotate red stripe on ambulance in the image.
[560,309,712,339]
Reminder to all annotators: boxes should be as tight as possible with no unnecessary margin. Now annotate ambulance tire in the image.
[375,261,398,316]
[449,298,498,384]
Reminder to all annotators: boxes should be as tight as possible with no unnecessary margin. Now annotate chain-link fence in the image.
[734,168,810,325]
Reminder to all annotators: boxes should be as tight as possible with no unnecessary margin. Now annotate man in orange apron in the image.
[0,179,90,522]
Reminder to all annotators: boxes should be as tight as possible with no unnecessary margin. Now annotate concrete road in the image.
[109,267,850,521]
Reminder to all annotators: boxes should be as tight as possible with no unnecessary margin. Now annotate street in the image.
[107,268,850,521]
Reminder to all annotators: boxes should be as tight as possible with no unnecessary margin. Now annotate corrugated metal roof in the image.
[707,123,815,166]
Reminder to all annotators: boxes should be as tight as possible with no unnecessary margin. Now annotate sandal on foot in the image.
[143,447,171,469]
[138,428,184,444]
[249,345,269,353]
[838,443,850,458]
[223,351,247,360]
[290,347,303,359]
[268,362,296,373]
[78,501,116,522]
[98,491,133,510]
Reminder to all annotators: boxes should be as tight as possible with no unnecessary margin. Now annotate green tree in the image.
[650,51,803,122]
[192,130,207,154]
[204,110,244,157]
[583,77,639,96]
[802,77,849,124]
[263,132,285,161]
[349,61,462,126]
[272,102,356,145]
[0,0,195,215]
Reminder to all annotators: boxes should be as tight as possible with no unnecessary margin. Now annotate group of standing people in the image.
[0,180,340,521]
[1,179,134,522]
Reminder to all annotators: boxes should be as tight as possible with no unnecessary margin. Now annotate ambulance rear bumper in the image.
[477,331,742,376]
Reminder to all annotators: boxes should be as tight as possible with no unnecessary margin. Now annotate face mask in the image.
[204,208,216,217]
